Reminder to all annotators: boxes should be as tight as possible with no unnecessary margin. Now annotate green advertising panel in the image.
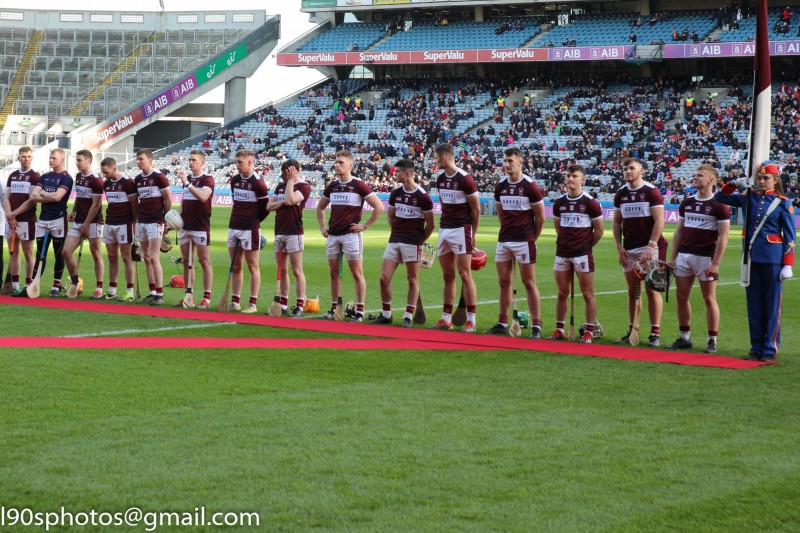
[374,0,410,4]
[196,43,248,86]
[302,0,337,7]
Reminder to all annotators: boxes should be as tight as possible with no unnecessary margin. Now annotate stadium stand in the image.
[718,6,799,41]
[373,19,541,51]
[10,28,246,123]
[533,11,717,47]
[296,22,386,53]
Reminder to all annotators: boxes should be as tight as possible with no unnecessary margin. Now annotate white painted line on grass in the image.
[61,322,238,338]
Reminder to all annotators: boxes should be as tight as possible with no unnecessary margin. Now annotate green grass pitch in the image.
[1,207,798,531]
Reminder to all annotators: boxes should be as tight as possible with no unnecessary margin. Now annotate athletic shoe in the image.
[241,303,258,314]
[484,323,509,335]
[90,289,103,300]
[118,294,134,303]
[429,319,453,331]
[669,338,693,350]
[49,288,61,298]
[150,296,164,306]
[581,331,593,344]
[647,334,661,347]
[320,308,336,320]
[142,294,156,304]
[548,330,566,341]
[614,331,632,344]
[703,339,717,354]
[461,321,476,333]
[369,315,392,325]
[529,326,542,339]
[760,354,777,363]
[744,352,761,361]
[228,302,241,312]
[198,298,211,309]
[351,313,364,323]
[401,317,412,328]
[12,288,28,298]
[103,291,118,300]
[289,306,304,318]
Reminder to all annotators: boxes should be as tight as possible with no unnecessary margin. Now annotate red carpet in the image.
[0,336,495,351]
[0,296,773,369]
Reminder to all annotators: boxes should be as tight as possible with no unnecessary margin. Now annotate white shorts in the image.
[68,222,103,239]
[496,240,537,264]
[674,252,716,281]
[383,242,421,264]
[326,233,363,261]
[36,218,67,238]
[622,242,667,273]
[274,234,304,254]
[103,223,133,245]
[5,220,35,241]
[227,228,260,251]
[437,225,473,256]
[136,222,165,242]
[554,254,595,273]
[179,229,210,246]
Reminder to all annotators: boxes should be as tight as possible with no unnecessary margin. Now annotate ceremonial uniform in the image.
[715,187,796,358]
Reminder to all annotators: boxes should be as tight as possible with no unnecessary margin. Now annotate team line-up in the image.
[0,144,794,361]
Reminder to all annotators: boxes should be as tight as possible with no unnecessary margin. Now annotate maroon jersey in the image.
[273,180,312,235]
[322,177,375,236]
[104,176,137,225]
[614,181,665,250]
[678,195,730,257]
[552,191,603,257]
[73,172,104,224]
[494,175,544,242]
[436,167,478,229]
[134,171,170,224]
[6,169,40,222]
[181,174,215,232]
[388,184,434,245]
[229,173,269,231]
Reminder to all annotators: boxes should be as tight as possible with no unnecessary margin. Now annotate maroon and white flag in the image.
[744,0,772,186]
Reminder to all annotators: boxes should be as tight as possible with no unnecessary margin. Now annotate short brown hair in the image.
[136,149,153,159]
[100,157,117,168]
[281,159,301,172]
[394,158,415,172]
[696,164,718,181]
[335,150,354,162]
[504,147,523,158]
[235,149,256,159]
[76,149,92,161]
[621,157,643,168]
[566,163,585,176]
[18,146,32,155]
[189,149,206,160]
[435,143,454,157]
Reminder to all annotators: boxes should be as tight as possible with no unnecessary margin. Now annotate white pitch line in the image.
[61,322,238,338]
